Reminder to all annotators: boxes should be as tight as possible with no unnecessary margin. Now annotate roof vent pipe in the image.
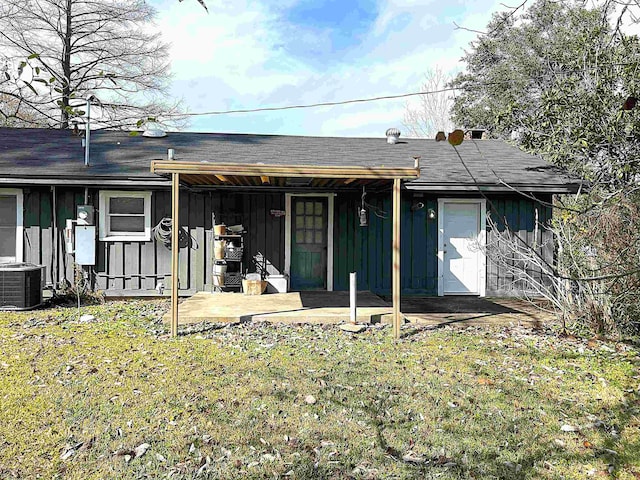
[142,122,167,138]
[168,148,175,160]
[385,128,401,144]
[84,96,91,166]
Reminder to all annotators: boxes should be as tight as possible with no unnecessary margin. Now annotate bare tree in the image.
[402,68,456,138]
[179,0,208,12]
[0,0,181,129]
[484,193,640,335]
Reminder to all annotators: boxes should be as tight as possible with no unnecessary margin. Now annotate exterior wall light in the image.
[359,208,368,227]
[428,208,436,220]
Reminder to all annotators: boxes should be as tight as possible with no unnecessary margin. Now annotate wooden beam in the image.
[215,174,228,183]
[343,178,357,185]
[392,178,401,339]
[312,178,336,187]
[152,160,420,180]
[260,175,270,185]
[171,172,180,337]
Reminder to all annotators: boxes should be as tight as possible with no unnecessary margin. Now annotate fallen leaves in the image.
[114,442,150,463]
[561,424,580,432]
[60,437,94,461]
[3,301,639,479]
[477,377,495,385]
[133,443,150,458]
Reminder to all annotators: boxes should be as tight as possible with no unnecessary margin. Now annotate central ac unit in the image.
[0,263,45,310]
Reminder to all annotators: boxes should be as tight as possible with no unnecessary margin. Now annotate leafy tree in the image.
[451,0,640,334]
[0,0,181,129]
[450,0,640,188]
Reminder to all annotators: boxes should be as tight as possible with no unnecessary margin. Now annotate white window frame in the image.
[99,190,151,241]
[0,188,23,263]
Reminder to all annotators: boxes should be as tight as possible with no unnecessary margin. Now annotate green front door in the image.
[290,197,328,290]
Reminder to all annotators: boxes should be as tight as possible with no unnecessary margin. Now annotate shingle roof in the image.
[0,128,581,192]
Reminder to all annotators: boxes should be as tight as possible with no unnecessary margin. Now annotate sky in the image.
[149,0,513,137]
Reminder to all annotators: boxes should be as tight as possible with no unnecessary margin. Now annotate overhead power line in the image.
[166,87,459,118]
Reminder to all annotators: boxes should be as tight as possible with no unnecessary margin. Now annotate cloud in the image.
[152,0,509,136]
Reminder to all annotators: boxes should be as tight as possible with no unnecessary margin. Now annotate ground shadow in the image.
[380,295,521,314]
[299,291,390,308]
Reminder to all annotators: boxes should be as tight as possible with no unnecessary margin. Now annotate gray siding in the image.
[22,188,286,295]
[486,195,554,296]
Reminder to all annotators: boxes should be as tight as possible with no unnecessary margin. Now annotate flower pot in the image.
[213,261,227,275]
[242,279,267,295]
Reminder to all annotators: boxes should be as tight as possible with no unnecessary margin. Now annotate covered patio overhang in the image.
[150,160,421,339]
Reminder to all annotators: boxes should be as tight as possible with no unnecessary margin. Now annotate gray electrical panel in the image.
[75,225,96,265]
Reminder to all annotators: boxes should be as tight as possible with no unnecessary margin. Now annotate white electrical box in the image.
[75,226,96,265]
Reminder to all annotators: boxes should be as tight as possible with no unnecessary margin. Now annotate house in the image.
[0,127,581,301]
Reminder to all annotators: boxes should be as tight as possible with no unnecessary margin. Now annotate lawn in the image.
[0,300,638,479]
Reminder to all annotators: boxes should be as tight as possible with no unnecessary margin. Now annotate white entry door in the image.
[438,199,486,296]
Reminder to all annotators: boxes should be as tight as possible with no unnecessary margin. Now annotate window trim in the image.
[0,188,23,263]
[99,190,151,241]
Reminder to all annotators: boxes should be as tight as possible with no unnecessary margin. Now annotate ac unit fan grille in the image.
[0,266,43,310]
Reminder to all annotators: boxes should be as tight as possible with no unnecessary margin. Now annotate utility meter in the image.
[77,205,94,225]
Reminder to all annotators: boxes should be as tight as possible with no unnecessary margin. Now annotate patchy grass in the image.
[0,301,638,479]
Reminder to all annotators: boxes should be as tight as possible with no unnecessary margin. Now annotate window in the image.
[99,191,151,241]
[0,189,23,263]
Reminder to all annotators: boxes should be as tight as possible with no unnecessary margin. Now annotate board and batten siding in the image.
[333,193,438,295]
[23,187,85,287]
[21,187,286,295]
[96,190,286,295]
[332,192,553,297]
[485,194,554,296]
[21,186,551,297]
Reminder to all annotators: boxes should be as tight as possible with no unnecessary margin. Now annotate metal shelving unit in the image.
[213,233,244,291]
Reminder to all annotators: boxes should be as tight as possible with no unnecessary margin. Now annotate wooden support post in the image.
[171,172,180,337]
[392,178,401,339]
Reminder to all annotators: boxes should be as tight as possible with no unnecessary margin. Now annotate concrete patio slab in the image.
[163,291,392,325]
[164,291,553,328]
[394,297,554,328]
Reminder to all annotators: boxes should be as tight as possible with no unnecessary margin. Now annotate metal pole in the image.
[392,178,401,339]
[171,173,180,337]
[84,97,91,166]
[350,272,357,324]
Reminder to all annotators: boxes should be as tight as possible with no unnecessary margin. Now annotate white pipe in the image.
[350,272,357,324]
[52,186,57,287]
[84,97,91,166]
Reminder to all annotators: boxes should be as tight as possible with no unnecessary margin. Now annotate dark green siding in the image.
[333,192,553,297]
[333,192,438,295]
[334,193,381,292]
